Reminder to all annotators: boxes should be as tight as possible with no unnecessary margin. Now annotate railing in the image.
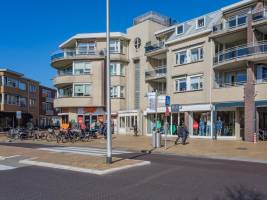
[133,11,172,26]
[212,8,267,33]
[214,79,247,88]
[51,49,105,62]
[213,41,267,65]
[145,66,167,80]
[57,71,73,76]
[145,41,165,53]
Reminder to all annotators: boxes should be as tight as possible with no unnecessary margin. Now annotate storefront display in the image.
[216,111,235,136]
[192,112,211,136]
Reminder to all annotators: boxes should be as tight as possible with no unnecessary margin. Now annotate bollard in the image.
[253,132,257,144]
[156,130,161,148]
[152,130,157,148]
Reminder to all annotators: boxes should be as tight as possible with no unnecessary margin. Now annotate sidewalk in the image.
[1,134,267,163]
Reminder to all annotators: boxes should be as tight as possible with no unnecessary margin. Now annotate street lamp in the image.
[106,0,112,164]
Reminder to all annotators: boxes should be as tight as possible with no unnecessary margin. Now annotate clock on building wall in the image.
[134,37,141,49]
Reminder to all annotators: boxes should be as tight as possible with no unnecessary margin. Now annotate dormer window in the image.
[176,24,184,35]
[196,17,205,29]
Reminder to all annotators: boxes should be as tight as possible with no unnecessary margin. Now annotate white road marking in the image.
[0,164,16,171]
[38,147,131,157]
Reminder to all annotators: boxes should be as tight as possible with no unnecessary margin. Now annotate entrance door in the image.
[259,110,267,131]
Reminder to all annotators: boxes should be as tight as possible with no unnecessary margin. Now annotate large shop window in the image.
[215,111,235,137]
[192,112,211,136]
[73,84,91,97]
[73,62,92,75]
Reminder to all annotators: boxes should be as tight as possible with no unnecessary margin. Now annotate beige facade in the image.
[51,2,267,140]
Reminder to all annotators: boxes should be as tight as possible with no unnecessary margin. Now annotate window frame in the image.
[175,77,187,92]
[73,83,91,97]
[176,24,184,35]
[196,17,206,29]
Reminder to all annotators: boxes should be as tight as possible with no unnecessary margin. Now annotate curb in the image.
[19,159,151,175]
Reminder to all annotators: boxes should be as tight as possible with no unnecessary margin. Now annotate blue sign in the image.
[171,104,180,112]
[165,96,170,106]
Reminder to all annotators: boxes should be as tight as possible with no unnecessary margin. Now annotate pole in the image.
[106,0,112,164]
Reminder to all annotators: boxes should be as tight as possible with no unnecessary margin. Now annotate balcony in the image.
[212,8,267,35]
[53,74,93,86]
[213,41,267,67]
[214,78,247,89]
[54,97,93,108]
[51,49,105,67]
[145,66,167,81]
[144,41,167,58]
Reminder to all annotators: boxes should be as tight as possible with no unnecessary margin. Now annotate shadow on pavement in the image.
[201,185,267,200]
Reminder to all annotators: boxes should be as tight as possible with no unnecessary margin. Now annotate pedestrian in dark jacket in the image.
[175,122,189,145]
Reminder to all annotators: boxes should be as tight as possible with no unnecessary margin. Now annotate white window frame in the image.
[110,85,125,98]
[73,83,91,97]
[110,63,125,76]
[73,61,92,75]
[176,50,188,65]
[110,40,121,53]
[77,42,96,55]
[190,46,204,63]
[175,77,187,92]
[196,17,206,29]
[189,75,203,91]
[176,24,184,35]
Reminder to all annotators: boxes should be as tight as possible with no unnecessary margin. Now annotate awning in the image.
[256,100,267,107]
[214,101,244,110]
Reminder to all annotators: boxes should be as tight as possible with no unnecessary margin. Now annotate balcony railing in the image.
[213,41,267,65]
[145,41,165,53]
[51,49,105,62]
[145,66,167,80]
[214,79,247,88]
[212,8,267,33]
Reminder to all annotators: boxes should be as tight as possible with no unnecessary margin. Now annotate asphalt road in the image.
[0,143,267,200]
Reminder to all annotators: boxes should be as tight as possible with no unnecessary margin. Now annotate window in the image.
[197,17,205,29]
[19,82,26,91]
[58,87,72,98]
[110,63,125,76]
[176,51,187,65]
[58,66,73,76]
[19,97,27,107]
[228,14,247,28]
[73,62,92,75]
[176,24,184,35]
[110,40,120,53]
[5,77,19,88]
[5,94,19,105]
[29,85,37,93]
[110,86,125,98]
[190,76,203,90]
[134,38,141,49]
[175,78,187,92]
[77,42,96,55]
[29,98,36,107]
[74,84,91,97]
[191,47,203,62]
[262,67,267,80]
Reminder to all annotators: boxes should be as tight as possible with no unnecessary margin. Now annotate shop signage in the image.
[171,104,180,113]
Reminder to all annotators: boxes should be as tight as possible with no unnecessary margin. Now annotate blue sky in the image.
[0,0,239,87]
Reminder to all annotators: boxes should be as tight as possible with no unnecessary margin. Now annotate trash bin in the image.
[156,130,161,148]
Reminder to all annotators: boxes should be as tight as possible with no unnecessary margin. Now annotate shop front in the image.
[117,110,139,135]
[171,104,213,139]
[214,102,244,140]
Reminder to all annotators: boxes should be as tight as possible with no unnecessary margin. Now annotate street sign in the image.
[16,111,22,119]
[165,96,170,107]
[171,104,180,113]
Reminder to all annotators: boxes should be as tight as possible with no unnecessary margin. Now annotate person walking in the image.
[181,123,189,145]
[174,123,182,145]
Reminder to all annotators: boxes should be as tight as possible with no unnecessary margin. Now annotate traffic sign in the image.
[16,111,22,119]
[165,96,170,107]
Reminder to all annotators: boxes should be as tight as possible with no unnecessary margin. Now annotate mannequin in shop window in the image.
[193,120,199,135]
[206,117,211,136]
[215,117,223,136]
[199,118,205,136]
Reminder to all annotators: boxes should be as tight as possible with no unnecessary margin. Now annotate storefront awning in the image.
[256,100,267,107]
[214,101,244,110]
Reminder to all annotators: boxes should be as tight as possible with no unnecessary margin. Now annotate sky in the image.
[0,0,240,87]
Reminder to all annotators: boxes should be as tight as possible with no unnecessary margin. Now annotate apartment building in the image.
[0,69,40,129]
[39,85,58,128]
[51,0,267,141]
